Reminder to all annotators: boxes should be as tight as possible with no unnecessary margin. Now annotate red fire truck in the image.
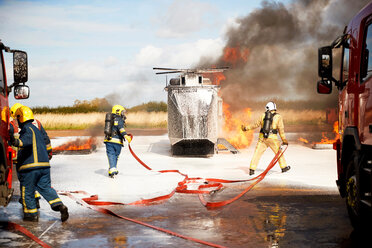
[0,40,29,206]
[317,2,372,228]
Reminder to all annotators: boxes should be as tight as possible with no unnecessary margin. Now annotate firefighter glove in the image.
[125,135,132,143]
[282,139,288,146]
[9,132,19,147]
[12,138,20,147]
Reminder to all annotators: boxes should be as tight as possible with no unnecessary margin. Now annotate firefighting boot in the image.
[59,205,69,222]
[23,214,39,222]
[108,167,119,178]
[52,204,69,222]
[249,169,255,175]
[281,166,291,173]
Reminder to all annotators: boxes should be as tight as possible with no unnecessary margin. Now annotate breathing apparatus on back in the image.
[104,105,126,140]
[261,102,277,138]
[104,113,114,139]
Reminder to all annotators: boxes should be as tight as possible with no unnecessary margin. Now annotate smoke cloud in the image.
[198,0,371,110]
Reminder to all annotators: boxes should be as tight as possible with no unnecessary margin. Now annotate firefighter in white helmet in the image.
[241,101,290,175]
[104,105,132,178]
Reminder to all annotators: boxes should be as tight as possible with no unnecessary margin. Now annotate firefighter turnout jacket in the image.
[104,114,128,145]
[15,121,50,172]
[10,119,52,153]
[243,111,287,142]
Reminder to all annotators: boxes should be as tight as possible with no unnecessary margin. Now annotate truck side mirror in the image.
[318,46,333,79]
[14,84,30,99]
[13,51,28,84]
[317,79,332,94]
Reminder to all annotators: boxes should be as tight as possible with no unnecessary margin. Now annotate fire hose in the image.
[59,135,287,248]
[1,221,51,248]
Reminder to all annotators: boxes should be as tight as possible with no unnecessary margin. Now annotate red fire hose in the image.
[59,190,226,248]
[6,135,286,248]
[58,135,287,247]
[2,221,51,248]
[126,134,287,208]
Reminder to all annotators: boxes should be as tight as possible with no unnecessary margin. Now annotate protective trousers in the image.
[250,138,287,170]
[18,168,62,216]
[17,171,41,202]
[105,142,122,170]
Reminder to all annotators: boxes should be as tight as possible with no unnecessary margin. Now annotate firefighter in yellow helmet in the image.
[104,105,132,178]
[10,103,53,159]
[10,103,52,209]
[241,102,290,175]
[10,106,68,222]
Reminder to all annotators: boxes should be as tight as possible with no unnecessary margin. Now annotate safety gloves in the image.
[124,134,132,143]
[282,139,289,146]
[9,131,20,147]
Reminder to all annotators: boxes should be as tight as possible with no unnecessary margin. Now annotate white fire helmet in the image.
[265,101,277,111]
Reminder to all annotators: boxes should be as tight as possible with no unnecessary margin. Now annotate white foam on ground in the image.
[43,134,338,212]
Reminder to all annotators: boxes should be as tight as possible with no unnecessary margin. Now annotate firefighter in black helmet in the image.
[241,102,290,175]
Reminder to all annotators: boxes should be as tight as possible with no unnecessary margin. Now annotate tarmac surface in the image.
[0,132,369,248]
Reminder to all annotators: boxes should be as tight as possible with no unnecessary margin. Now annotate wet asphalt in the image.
[1,182,369,248]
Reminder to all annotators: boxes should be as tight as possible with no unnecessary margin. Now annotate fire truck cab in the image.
[317,2,372,229]
[0,40,29,206]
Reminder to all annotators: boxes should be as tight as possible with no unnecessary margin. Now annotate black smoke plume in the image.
[198,0,370,110]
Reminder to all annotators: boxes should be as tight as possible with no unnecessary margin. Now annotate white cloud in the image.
[104,56,119,67]
[2,0,232,108]
[155,0,216,38]
[0,2,130,33]
[221,16,241,37]
[135,46,163,66]
[135,38,223,68]
[30,60,114,82]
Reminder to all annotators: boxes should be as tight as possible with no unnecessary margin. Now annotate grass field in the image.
[35,112,167,130]
[34,109,326,130]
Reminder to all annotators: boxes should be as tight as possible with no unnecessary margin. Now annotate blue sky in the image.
[1,0,274,108]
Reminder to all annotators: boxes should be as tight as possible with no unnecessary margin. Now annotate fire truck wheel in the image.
[345,151,370,230]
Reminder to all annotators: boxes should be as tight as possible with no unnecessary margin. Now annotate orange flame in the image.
[298,121,339,145]
[317,121,339,144]
[203,71,226,85]
[54,137,97,152]
[223,47,249,64]
[298,137,309,144]
[222,102,253,149]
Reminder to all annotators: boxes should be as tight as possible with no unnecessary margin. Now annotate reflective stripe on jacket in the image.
[17,121,50,172]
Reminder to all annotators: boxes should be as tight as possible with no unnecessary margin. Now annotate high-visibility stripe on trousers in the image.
[18,168,62,216]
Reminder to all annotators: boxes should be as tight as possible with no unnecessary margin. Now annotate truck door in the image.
[359,17,372,145]
[0,50,9,149]
[339,36,351,138]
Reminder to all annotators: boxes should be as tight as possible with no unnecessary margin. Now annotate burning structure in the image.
[154,67,234,156]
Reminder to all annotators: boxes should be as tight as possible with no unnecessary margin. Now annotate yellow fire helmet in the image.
[15,105,34,123]
[112,105,126,116]
[10,103,23,119]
